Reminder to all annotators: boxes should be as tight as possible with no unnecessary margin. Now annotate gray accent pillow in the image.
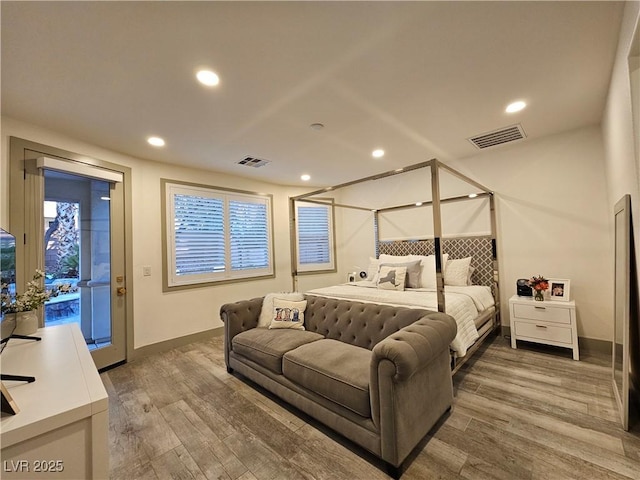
[379,259,422,288]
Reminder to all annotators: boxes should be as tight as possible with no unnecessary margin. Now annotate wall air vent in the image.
[237,156,271,168]
[468,124,527,150]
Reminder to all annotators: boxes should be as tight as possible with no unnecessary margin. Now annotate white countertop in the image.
[1,324,108,448]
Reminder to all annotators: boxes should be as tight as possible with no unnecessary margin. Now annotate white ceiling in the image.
[1,1,624,187]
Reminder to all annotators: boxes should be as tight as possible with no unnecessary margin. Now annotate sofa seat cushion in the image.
[283,339,372,418]
[232,328,324,374]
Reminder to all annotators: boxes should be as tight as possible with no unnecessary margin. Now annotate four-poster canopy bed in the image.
[289,159,501,373]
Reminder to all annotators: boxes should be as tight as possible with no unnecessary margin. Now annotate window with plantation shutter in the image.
[173,193,225,277]
[295,201,335,273]
[229,199,269,271]
[163,181,273,289]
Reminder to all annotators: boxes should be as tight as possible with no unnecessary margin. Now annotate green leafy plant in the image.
[60,244,79,277]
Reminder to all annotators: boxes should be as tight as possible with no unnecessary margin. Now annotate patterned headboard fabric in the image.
[378,235,495,288]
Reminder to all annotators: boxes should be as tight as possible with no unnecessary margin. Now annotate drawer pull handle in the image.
[535,325,548,329]
[534,306,546,310]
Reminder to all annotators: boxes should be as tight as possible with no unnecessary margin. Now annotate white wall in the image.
[602,1,640,288]
[603,2,640,207]
[1,116,305,350]
[446,126,612,341]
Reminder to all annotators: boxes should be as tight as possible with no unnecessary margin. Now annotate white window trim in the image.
[163,180,274,290]
[295,200,336,273]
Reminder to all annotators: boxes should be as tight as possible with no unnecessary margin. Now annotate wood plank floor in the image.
[103,334,640,479]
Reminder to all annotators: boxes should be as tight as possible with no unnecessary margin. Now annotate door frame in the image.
[9,137,134,368]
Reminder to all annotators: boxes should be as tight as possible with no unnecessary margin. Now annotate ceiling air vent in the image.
[237,156,271,168]
[468,124,527,150]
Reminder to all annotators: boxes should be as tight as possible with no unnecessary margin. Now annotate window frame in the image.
[294,200,336,274]
[162,179,274,291]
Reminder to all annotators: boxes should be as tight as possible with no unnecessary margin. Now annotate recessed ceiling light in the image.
[505,101,526,113]
[301,174,311,181]
[415,202,423,206]
[468,193,478,198]
[147,136,165,147]
[196,69,220,87]
[372,149,385,158]
[310,123,324,130]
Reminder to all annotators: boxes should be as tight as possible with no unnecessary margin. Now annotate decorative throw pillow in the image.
[379,259,422,288]
[258,292,305,327]
[444,257,473,286]
[376,266,407,291]
[269,298,307,330]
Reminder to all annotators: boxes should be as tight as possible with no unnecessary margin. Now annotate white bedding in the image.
[306,282,495,357]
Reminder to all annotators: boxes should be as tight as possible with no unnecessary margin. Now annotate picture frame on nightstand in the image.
[548,278,570,301]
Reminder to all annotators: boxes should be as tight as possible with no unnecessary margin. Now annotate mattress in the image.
[306,282,495,357]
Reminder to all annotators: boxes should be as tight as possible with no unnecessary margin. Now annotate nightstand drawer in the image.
[513,321,572,344]
[512,303,571,324]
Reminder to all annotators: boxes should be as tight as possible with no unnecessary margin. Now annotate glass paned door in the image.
[43,170,112,349]
[10,138,128,371]
[42,169,125,368]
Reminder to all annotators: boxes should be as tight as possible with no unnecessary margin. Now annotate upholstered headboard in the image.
[377,235,495,289]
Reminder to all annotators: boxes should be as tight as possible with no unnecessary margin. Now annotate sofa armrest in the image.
[220,297,263,332]
[371,313,457,382]
[220,297,264,367]
[370,312,457,467]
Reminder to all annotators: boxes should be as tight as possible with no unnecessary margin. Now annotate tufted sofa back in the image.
[303,295,432,350]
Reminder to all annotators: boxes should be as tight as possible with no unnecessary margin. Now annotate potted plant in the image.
[1,270,57,335]
[527,275,549,301]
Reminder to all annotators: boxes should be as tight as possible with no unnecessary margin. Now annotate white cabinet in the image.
[509,295,579,360]
[1,324,108,479]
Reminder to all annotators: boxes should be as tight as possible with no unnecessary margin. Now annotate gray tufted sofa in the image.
[220,294,457,476]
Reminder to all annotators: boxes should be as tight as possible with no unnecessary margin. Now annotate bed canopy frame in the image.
[289,158,500,320]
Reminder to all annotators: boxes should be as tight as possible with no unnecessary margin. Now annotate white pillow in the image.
[379,254,412,263]
[376,265,407,291]
[258,292,305,327]
[444,257,473,286]
[467,266,475,285]
[416,255,436,288]
[402,253,442,288]
[409,254,449,289]
[269,298,307,330]
[366,257,380,281]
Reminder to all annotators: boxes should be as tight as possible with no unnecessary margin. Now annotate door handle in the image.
[116,287,127,296]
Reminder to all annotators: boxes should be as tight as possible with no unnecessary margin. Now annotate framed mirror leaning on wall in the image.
[612,194,639,431]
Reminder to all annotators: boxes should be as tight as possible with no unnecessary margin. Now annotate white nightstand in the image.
[509,294,579,360]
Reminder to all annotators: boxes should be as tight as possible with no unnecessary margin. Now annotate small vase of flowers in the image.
[1,270,57,335]
[527,275,549,301]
